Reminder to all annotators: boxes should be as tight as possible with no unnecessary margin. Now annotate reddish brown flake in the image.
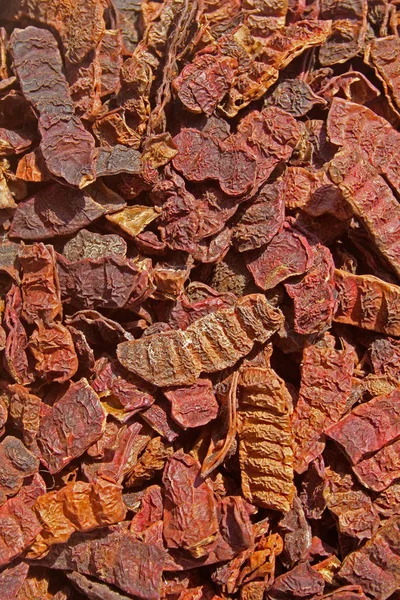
[267,561,325,600]
[37,378,106,474]
[319,0,367,66]
[352,438,400,492]
[326,391,400,465]
[99,30,124,97]
[29,321,78,383]
[0,436,39,503]
[164,378,219,429]
[366,36,400,113]
[330,149,400,279]
[0,497,41,568]
[9,384,41,448]
[141,400,180,442]
[369,336,400,380]
[285,244,335,335]
[246,225,313,291]
[117,294,283,386]
[333,269,400,336]
[339,517,400,599]
[3,284,33,385]
[292,335,354,474]
[0,562,29,598]
[163,450,219,557]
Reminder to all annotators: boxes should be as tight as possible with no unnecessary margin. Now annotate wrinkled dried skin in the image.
[326,391,400,465]
[117,294,283,386]
[352,438,400,492]
[369,336,400,380]
[62,229,127,262]
[141,401,180,442]
[292,336,354,473]
[173,54,238,116]
[238,365,295,513]
[9,384,41,447]
[0,436,39,503]
[279,495,312,565]
[37,378,106,474]
[38,527,166,599]
[66,571,134,600]
[65,50,102,121]
[3,284,33,384]
[265,79,325,117]
[99,30,124,97]
[330,150,400,279]
[1,0,105,64]
[327,98,400,192]
[339,517,400,599]
[319,0,367,65]
[16,149,50,182]
[19,243,61,324]
[374,483,400,519]
[29,478,126,557]
[285,244,335,335]
[0,561,29,598]
[366,36,400,113]
[125,436,173,489]
[163,451,219,557]
[267,561,325,600]
[246,226,313,290]
[0,497,41,567]
[164,378,219,429]
[29,321,78,383]
[333,269,400,336]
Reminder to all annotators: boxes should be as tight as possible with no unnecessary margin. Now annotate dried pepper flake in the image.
[37,378,106,474]
[0,497,41,567]
[164,378,219,429]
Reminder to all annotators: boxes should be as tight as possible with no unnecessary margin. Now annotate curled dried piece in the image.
[333,269,400,336]
[163,450,219,557]
[10,27,96,188]
[238,363,295,513]
[339,517,400,599]
[366,36,400,114]
[327,98,400,192]
[319,0,367,65]
[117,294,283,386]
[0,436,39,503]
[326,391,400,465]
[0,497,41,568]
[329,149,400,279]
[292,335,354,474]
[29,478,126,557]
[246,225,313,291]
[164,378,219,429]
[233,180,285,252]
[37,378,106,474]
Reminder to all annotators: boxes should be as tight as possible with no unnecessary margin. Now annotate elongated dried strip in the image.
[330,150,400,279]
[292,335,354,474]
[117,294,283,386]
[29,478,126,557]
[366,36,400,113]
[326,391,400,464]
[238,364,295,512]
[353,438,400,492]
[327,98,400,192]
[339,517,400,599]
[333,269,400,335]
[0,497,41,567]
[37,378,106,474]
[10,27,96,188]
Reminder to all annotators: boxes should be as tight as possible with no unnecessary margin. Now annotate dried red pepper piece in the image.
[164,378,219,429]
[0,497,41,568]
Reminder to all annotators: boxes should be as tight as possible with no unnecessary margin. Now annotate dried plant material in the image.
[62,229,127,262]
[106,205,160,237]
[0,562,29,598]
[267,561,325,600]
[9,384,41,447]
[126,436,173,488]
[118,294,283,386]
[292,335,354,474]
[238,363,295,513]
[366,36,400,113]
[326,391,400,465]
[246,225,313,291]
[0,436,39,503]
[339,517,400,599]
[0,497,41,567]
[352,438,400,492]
[3,284,33,385]
[319,0,367,65]
[29,478,126,557]
[163,450,219,557]
[333,269,400,336]
[164,378,219,429]
[37,378,106,474]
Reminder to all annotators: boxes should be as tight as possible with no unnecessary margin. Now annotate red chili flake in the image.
[164,378,219,429]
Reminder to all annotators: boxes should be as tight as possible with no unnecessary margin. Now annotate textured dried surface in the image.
[118,294,283,386]
[37,378,106,474]
[0,497,41,567]
[238,363,295,513]
[164,378,219,429]
[292,336,354,474]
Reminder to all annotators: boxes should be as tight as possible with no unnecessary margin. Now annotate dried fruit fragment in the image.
[117,294,283,386]
[0,497,41,567]
[292,335,354,474]
[352,438,400,492]
[164,378,219,429]
[319,0,367,65]
[333,269,400,336]
[163,450,219,557]
[326,391,400,465]
[0,436,39,503]
[37,378,106,474]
